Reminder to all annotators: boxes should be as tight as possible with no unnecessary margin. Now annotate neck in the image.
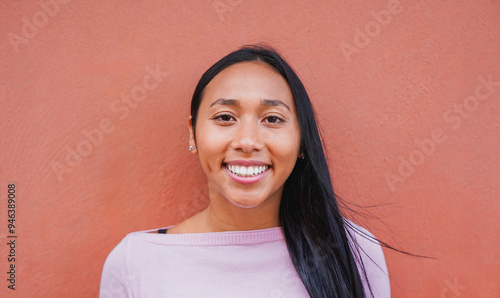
[200,196,281,233]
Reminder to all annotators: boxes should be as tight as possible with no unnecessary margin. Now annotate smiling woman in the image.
[99,45,390,297]
[188,61,301,213]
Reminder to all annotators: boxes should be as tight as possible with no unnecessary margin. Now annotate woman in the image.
[100,45,390,297]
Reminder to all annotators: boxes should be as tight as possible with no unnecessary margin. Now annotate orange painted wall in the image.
[1,0,499,297]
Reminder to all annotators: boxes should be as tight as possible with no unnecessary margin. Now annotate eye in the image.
[264,116,284,124]
[213,114,235,122]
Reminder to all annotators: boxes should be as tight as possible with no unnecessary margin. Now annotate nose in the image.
[230,118,265,153]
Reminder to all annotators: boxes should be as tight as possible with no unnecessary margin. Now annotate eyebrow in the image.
[209,98,290,111]
[209,98,239,108]
[261,99,290,111]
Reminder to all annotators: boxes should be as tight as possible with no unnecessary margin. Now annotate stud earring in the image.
[189,146,195,151]
[298,152,305,159]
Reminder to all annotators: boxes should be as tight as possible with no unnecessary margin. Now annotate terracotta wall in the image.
[1,0,498,296]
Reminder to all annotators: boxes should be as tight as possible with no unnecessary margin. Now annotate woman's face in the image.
[189,61,301,209]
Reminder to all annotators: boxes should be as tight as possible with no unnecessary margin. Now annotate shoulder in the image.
[99,228,166,298]
[100,234,134,297]
[343,219,391,298]
[343,219,385,264]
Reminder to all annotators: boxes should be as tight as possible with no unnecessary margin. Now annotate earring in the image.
[189,146,195,151]
[298,152,305,159]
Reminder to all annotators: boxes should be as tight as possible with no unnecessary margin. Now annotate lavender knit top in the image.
[99,223,390,297]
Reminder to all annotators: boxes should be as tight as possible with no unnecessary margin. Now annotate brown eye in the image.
[265,116,283,124]
[214,114,234,121]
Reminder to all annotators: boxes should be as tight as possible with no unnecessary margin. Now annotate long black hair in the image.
[190,44,373,297]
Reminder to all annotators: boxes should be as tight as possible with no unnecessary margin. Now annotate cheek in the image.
[195,126,228,165]
[271,126,300,149]
[197,125,229,148]
[268,131,301,161]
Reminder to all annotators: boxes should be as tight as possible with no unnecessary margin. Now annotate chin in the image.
[228,199,263,209]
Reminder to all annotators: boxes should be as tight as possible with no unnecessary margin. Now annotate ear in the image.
[188,116,197,154]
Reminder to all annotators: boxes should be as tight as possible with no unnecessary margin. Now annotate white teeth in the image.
[226,164,269,177]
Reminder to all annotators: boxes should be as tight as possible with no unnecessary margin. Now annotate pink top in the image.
[99,223,390,297]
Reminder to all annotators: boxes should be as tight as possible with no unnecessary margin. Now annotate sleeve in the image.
[345,220,391,298]
[99,236,134,298]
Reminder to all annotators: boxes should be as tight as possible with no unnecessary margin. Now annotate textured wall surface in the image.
[1,0,499,297]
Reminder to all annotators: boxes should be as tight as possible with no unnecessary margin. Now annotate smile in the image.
[223,161,272,185]
[225,164,269,177]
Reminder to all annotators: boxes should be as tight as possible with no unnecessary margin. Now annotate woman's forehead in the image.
[201,62,295,109]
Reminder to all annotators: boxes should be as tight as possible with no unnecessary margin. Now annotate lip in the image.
[224,160,270,167]
[223,163,271,185]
